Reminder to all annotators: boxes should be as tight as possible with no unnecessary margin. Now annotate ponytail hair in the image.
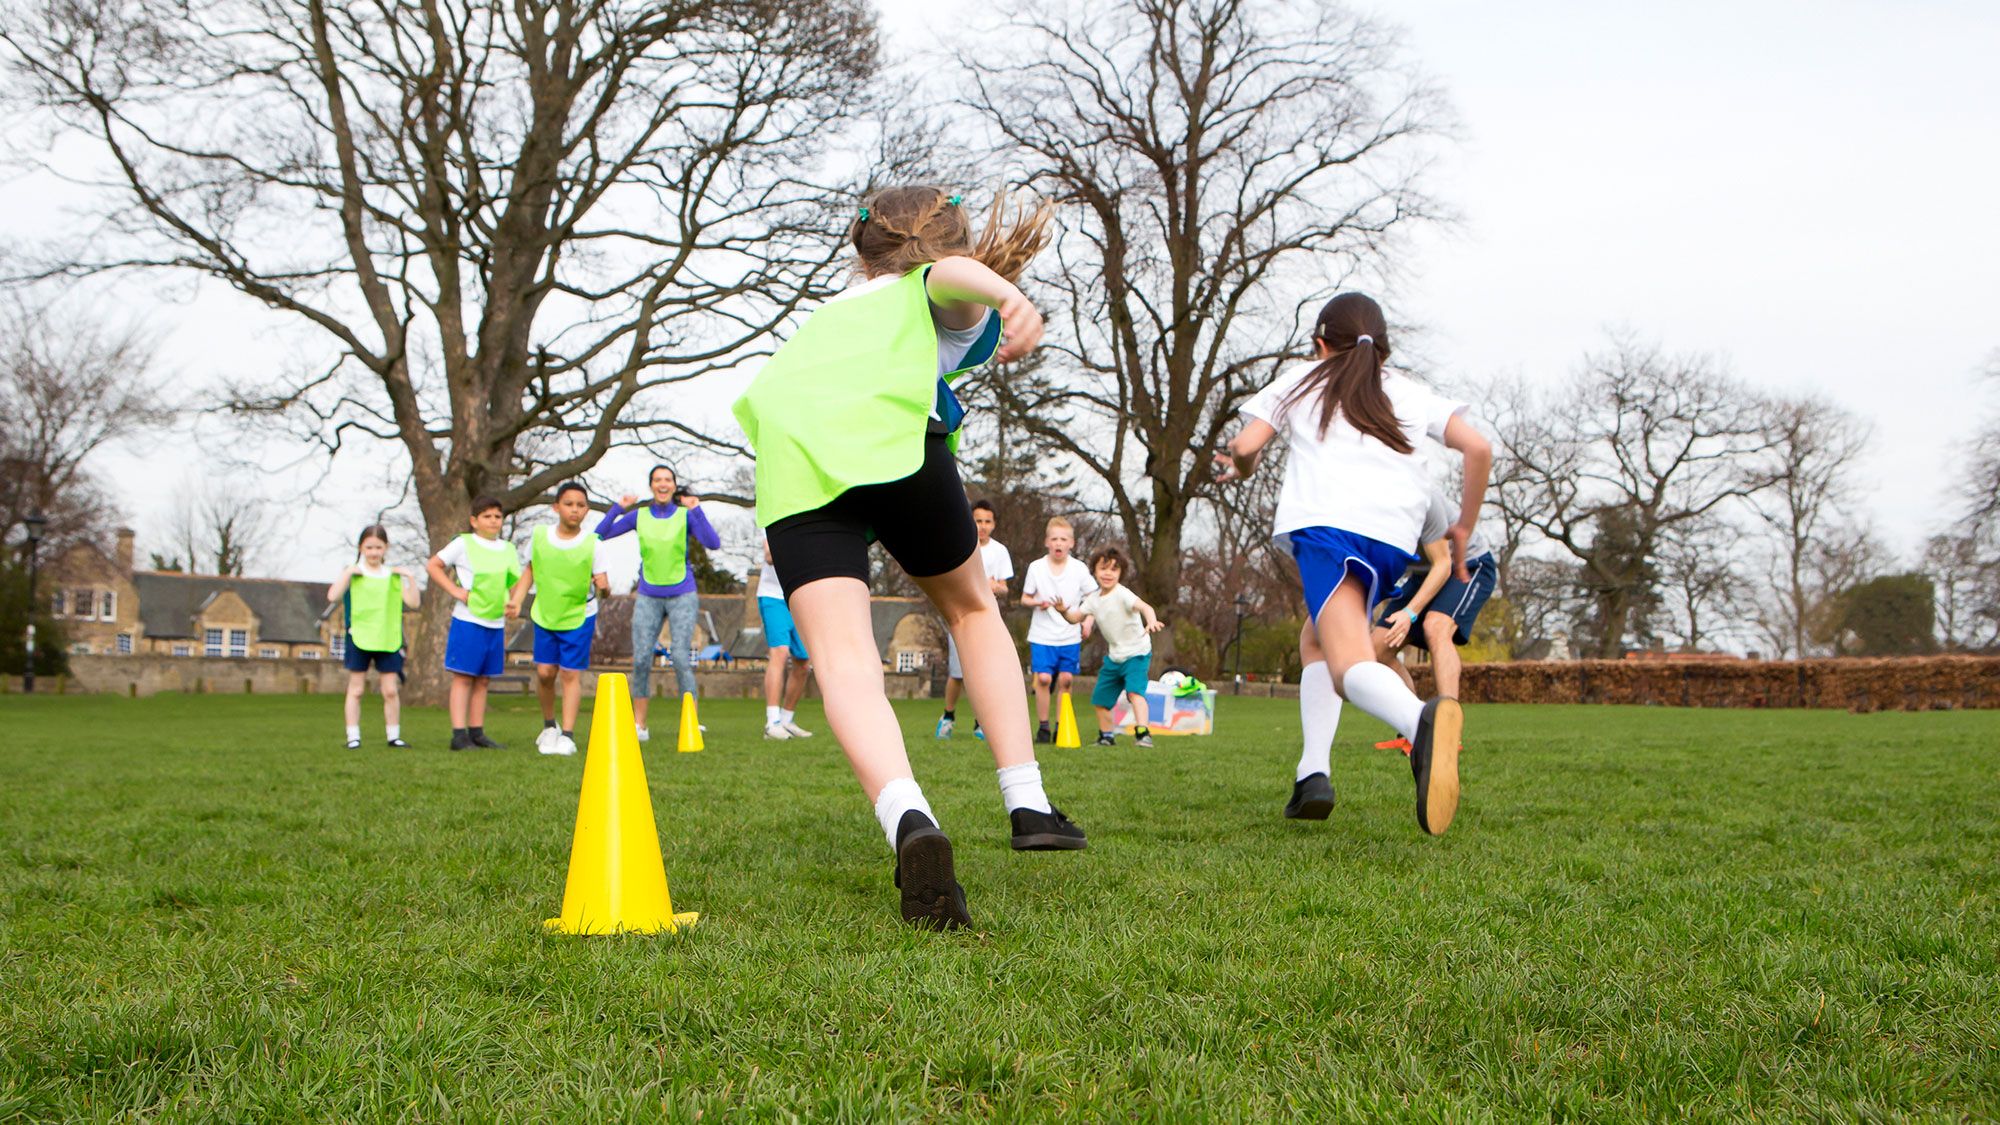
[852,186,1054,284]
[1281,292,1411,455]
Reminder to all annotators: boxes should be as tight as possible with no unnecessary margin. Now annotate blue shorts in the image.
[758,596,808,661]
[1030,642,1081,676]
[533,616,598,672]
[1381,554,1499,649]
[444,618,507,678]
[1285,526,1413,623]
[344,645,404,676]
[1093,653,1151,708]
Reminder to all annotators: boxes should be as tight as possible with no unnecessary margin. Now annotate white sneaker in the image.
[535,727,558,752]
[763,722,793,740]
[636,726,650,743]
[783,720,814,738]
[543,733,578,757]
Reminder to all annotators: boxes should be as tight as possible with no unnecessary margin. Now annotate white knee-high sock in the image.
[1342,662,1425,742]
[873,777,935,850]
[996,761,1053,813]
[1297,661,1341,781]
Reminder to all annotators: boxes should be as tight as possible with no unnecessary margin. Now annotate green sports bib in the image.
[530,526,599,632]
[636,507,690,588]
[347,573,403,652]
[459,533,520,621]
[732,267,968,527]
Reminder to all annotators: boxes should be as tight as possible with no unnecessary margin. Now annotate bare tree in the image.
[1654,514,1746,653]
[4,0,878,696]
[953,0,1445,632]
[1489,339,1781,658]
[1744,395,1871,657]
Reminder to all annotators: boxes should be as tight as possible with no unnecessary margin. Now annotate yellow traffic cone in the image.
[544,673,698,935]
[677,692,704,753]
[1055,690,1081,748]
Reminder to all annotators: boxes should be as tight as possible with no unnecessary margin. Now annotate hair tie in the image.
[1355,334,1374,347]
[858,206,869,221]
[948,194,962,206]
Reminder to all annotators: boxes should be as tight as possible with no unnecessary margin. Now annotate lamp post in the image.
[22,512,46,694]
[1229,593,1249,695]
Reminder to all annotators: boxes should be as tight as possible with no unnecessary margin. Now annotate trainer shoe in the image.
[1411,698,1463,836]
[935,716,955,739]
[469,730,504,749]
[763,722,793,740]
[543,734,577,757]
[535,727,558,753]
[1094,732,1117,747]
[636,726,650,743]
[1034,727,1054,745]
[974,722,985,741]
[1133,730,1155,748]
[386,737,410,749]
[1009,805,1088,851]
[1284,772,1336,820]
[783,720,814,739]
[344,738,362,750]
[893,810,971,931]
[449,731,473,752]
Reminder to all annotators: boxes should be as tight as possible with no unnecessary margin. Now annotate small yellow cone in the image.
[677,692,704,753]
[1055,690,1081,748]
[544,673,698,935]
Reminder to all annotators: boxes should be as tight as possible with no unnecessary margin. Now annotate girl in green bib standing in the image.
[733,187,1086,931]
[327,524,421,749]
[595,464,720,742]
[508,482,610,758]
[425,496,522,751]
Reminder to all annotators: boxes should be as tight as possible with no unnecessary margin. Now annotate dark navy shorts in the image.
[344,645,404,676]
[1380,553,1499,648]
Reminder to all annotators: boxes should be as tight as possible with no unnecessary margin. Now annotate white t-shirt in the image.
[1241,365,1467,553]
[826,273,999,421]
[533,523,608,620]
[433,534,525,628]
[1080,584,1151,661]
[1418,491,1495,561]
[757,559,783,601]
[978,538,1015,586]
[1022,555,1095,646]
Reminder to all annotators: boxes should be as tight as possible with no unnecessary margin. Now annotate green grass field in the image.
[0,692,1994,1121]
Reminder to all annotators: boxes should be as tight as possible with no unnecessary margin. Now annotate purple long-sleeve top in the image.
[594,502,721,598]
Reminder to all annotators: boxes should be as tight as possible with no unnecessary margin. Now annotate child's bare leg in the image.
[449,674,474,728]
[344,672,366,728]
[1126,691,1149,729]
[536,664,558,723]
[560,669,582,730]
[762,649,787,711]
[914,557,1035,770]
[1093,705,1115,732]
[1424,612,1462,698]
[787,577,913,800]
[468,677,489,728]
[1034,672,1053,723]
[944,674,964,713]
[381,672,401,730]
[1318,580,1425,743]
[783,659,812,710]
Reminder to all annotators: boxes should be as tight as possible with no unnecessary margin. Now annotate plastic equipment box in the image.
[1108,680,1216,736]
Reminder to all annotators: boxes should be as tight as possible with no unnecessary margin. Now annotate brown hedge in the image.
[1403,656,2000,712]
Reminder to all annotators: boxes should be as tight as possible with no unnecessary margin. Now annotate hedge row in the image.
[1404,656,2000,712]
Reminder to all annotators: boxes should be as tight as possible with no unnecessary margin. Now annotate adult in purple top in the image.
[596,463,721,739]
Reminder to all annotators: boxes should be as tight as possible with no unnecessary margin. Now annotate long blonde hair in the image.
[851,186,1054,284]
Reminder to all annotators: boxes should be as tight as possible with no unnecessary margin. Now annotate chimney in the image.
[115,527,135,573]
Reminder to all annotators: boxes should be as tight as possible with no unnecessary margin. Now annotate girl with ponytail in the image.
[326,524,421,750]
[732,186,1084,932]
[1215,292,1494,838]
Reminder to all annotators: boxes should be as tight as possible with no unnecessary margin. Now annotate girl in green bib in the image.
[508,482,609,758]
[326,524,421,749]
[733,186,1087,931]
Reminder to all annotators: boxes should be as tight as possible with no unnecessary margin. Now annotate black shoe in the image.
[1411,698,1463,836]
[449,731,473,752]
[893,811,970,931]
[1009,805,1087,851]
[1094,732,1117,747]
[469,731,504,749]
[1284,772,1336,820]
[1133,731,1154,748]
[386,737,410,749]
[344,738,362,750]
[1034,727,1054,744]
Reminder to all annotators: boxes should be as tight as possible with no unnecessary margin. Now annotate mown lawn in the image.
[0,691,1994,1120]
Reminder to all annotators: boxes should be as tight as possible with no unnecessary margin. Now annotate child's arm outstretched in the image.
[1383,539,1452,648]
[1212,419,1278,483]
[1134,597,1166,635]
[1443,415,1493,581]
[924,256,1043,363]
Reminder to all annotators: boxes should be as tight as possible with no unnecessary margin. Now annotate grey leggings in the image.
[630,591,699,699]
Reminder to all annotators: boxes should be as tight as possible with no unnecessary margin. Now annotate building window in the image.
[894,651,927,673]
[100,591,117,620]
[259,646,280,659]
[73,589,94,618]
[330,634,347,659]
[301,649,321,660]
[228,629,248,658]
[116,634,133,655]
[173,644,192,657]
[204,628,224,656]
[50,590,65,616]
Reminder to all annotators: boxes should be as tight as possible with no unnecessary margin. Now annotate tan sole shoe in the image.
[1412,697,1463,835]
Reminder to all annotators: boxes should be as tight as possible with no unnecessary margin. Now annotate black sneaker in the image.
[449,731,473,752]
[469,730,505,749]
[1411,698,1463,836]
[1094,732,1117,747]
[1034,727,1054,745]
[1133,731,1154,748]
[1284,772,1336,820]
[893,811,971,931]
[1009,805,1087,851]
[386,737,410,749]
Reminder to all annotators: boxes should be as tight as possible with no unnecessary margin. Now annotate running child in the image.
[326,524,421,749]
[1021,516,1094,743]
[1058,547,1164,747]
[1376,487,1500,703]
[1216,292,1492,835]
[508,483,610,758]
[757,537,815,740]
[936,499,1013,740]
[425,496,522,751]
[733,186,1085,931]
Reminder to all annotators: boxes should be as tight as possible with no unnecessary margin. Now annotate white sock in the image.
[873,777,935,851]
[385,724,400,741]
[1342,662,1425,742]
[997,761,1053,814]
[765,705,781,725]
[345,724,360,741]
[780,708,796,724]
[1297,661,1341,781]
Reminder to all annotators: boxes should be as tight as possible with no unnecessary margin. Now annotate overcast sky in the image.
[17,0,2000,586]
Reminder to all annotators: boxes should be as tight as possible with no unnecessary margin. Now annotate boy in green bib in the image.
[327,524,422,749]
[426,495,523,751]
[733,186,1087,932]
[508,482,609,758]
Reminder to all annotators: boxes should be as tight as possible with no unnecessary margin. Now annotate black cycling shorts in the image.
[766,434,978,596]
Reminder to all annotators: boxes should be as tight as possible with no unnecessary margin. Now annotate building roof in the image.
[132,572,331,643]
